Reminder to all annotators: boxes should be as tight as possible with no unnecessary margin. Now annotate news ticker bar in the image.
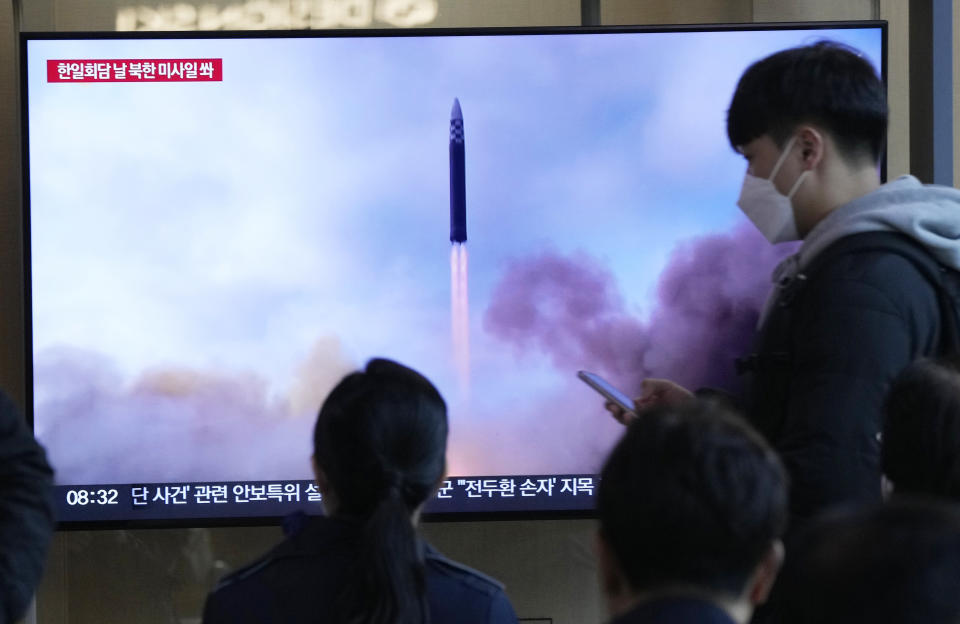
[55,474,599,522]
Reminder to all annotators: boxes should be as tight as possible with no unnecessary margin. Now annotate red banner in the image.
[47,59,223,82]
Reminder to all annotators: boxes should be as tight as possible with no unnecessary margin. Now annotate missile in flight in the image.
[449,97,467,243]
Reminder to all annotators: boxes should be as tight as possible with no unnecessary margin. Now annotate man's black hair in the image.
[727,41,887,163]
[597,401,788,597]
[883,355,960,500]
[776,500,960,624]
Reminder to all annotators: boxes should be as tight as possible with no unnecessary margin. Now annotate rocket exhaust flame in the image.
[451,243,470,390]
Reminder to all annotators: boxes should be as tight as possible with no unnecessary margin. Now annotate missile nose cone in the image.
[451,97,462,121]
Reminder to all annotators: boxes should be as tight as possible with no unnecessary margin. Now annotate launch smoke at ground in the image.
[450,242,471,391]
[34,340,356,484]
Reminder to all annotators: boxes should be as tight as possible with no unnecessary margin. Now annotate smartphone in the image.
[577,370,635,413]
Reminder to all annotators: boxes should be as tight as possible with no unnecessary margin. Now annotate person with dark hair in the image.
[615,41,960,524]
[774,500,960,624]
[882,355,960,499]
[202,358,518,624]
[0,389,55,624]
[597,401,788,624]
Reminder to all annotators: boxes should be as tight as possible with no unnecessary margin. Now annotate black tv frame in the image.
[20,21,888,530]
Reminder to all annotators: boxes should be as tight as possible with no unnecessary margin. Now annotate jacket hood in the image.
[758,176,960,328]
[797,175,960,271]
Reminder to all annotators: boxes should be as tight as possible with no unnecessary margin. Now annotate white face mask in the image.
[736,136,809,243]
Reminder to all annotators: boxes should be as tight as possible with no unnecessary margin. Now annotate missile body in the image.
[449,98,467,243]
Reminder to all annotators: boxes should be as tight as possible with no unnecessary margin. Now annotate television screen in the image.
[23,24,885,525]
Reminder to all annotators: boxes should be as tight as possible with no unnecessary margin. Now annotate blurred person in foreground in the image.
[775,500,960,624]
[203,358,518,624]
[0,390,55,624]
[882,355,960,500]
[596,401,788,624]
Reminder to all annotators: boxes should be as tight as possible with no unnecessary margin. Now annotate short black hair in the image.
[883,355,960,500]
[776,500,960,624]
[727,41,887,163]
[597,401,788,596]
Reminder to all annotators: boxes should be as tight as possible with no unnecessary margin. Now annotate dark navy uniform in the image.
[609,597,736,624]
[0,391,55,624]
[203,514,518,623]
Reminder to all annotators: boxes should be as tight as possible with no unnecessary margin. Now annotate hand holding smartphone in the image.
[577,370,635,414]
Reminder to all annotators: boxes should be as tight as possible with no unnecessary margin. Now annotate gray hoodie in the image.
[760,176,960,324]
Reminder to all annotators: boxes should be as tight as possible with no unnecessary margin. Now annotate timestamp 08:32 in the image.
[65,488,119,505]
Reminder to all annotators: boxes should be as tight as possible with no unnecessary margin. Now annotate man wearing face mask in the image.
[617,41,960,525]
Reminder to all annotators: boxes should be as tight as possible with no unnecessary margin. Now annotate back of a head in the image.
[883,356,960,500]
[727,40,887,163]
[313,358,448,624]
[777,500,960,624]
[597,401,788,598]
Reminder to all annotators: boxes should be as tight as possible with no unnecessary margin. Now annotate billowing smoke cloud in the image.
[34,339,355,485]
[286,337,362,417]
[484,221,798,395]
[482,250,647,383]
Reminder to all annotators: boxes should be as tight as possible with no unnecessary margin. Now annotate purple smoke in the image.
[482,250,647,381]
[483,221,798,395]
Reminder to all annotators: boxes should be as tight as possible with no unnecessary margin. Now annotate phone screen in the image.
[577,371,635,412]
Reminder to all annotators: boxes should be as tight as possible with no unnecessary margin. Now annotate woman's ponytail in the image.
[315,359,446,624]
[342,482,427,624]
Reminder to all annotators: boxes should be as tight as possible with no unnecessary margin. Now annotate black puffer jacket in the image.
[744,235,941,522]
[742,175,960,524]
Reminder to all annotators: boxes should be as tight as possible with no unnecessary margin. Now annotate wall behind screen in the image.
[0,1,946,623]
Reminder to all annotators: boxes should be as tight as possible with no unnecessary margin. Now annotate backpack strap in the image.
[801,231,960,355]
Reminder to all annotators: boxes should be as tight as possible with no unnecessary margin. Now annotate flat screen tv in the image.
[22,23,885,526]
